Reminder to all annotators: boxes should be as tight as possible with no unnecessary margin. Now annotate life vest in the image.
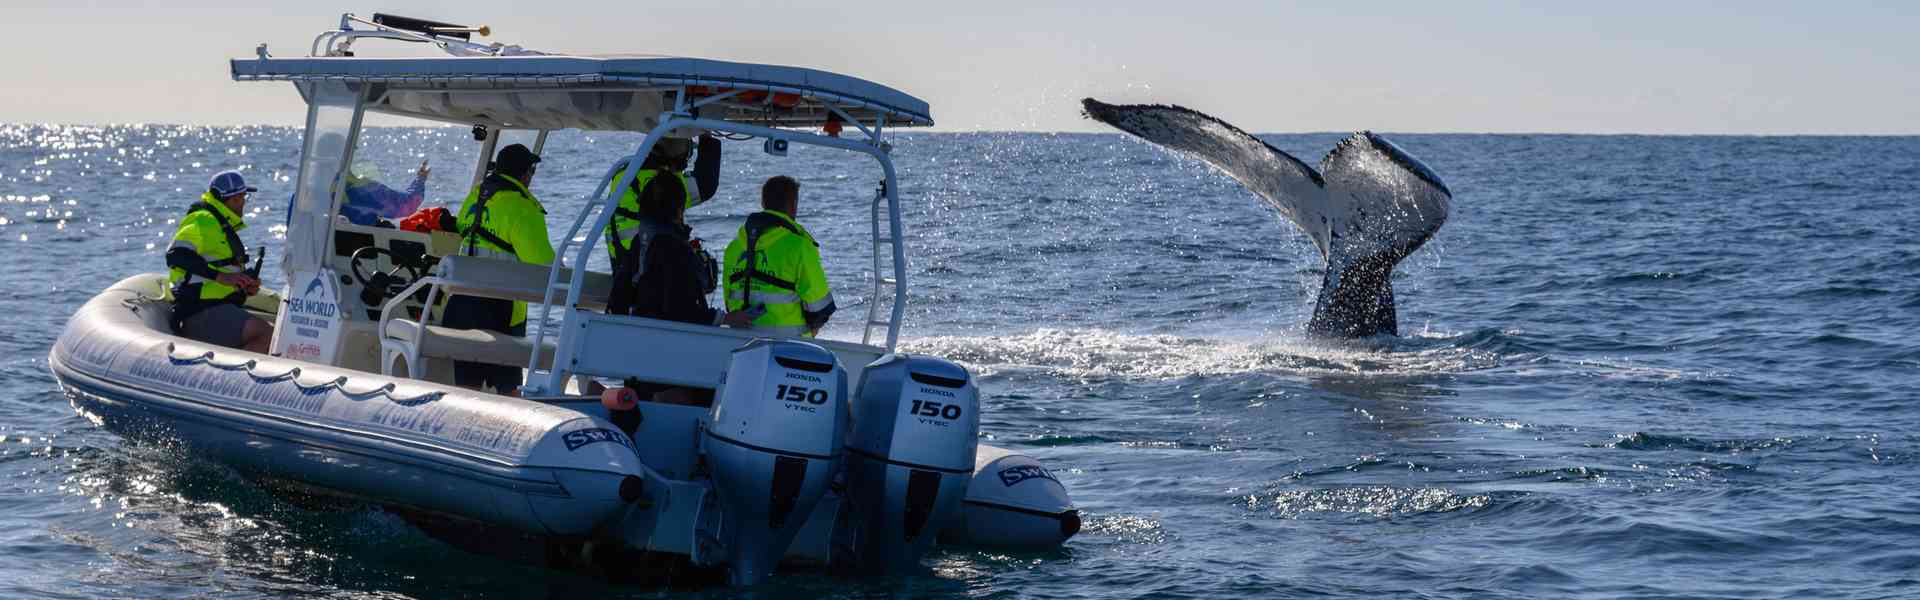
[453,173,554,326]
[167,194,250,326]
[457,174,531,260]
[722,210,835,337]
[604,166,698,263]
[398,206,455,233]
[608,219,718,322]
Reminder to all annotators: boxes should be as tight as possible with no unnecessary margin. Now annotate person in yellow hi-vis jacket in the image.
[166,170,272,353]
[604,135,721,263]
[723,176,835,337]
[448,143,554,395]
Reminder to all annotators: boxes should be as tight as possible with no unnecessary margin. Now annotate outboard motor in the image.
[703,340,849,585]
[943,445,1080,549]
[834,354,979,575]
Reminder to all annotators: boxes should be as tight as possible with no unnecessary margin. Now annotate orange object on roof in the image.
[690,86,802,108]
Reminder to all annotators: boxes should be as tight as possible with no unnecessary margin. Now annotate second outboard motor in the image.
[704,340,849,585]
[834,354,979,575]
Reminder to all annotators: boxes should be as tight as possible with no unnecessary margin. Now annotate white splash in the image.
[901,327,1508,380]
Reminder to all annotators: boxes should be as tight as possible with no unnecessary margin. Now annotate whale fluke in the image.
[1082,98,1451,337]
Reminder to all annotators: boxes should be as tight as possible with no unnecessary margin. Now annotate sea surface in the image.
[2,124,1917,599]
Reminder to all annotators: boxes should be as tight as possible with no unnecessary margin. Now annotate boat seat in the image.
[434,255,615,311]
[378,256,617,382]
[383,318,555,370]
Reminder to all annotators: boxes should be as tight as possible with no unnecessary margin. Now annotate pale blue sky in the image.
[6,1,1917,133]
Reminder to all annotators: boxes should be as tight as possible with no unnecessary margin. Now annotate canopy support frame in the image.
[522,114,905,396]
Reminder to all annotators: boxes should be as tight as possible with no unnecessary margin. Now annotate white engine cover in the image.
[704,339,849,585]
[943,445,1080,548]
[834,354,979,574]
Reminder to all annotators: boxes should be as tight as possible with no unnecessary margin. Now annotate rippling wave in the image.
[1238,486,1496,519]
[5,129,1919,598]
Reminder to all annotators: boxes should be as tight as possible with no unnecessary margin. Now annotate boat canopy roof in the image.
[231,54,934,131]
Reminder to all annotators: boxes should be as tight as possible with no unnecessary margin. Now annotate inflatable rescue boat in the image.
[48,13,1077,585]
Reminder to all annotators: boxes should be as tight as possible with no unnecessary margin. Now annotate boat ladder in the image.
[863,179,901,347]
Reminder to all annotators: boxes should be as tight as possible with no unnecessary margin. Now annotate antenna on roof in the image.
[325,13,532,58]
[370,13,489,41]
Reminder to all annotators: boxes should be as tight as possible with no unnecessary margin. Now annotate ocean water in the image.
[2,124,1918,599]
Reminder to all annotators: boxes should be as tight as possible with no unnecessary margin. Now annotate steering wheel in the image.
[349,245,424,289]
[350,246,432,318]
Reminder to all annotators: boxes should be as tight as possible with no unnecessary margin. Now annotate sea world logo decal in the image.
[280,268,344,363]
[997,464,1060,487]
[563,427,634,452]
[291,274,338,319]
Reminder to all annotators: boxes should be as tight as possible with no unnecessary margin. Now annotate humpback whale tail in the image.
[1081,98,1451,338]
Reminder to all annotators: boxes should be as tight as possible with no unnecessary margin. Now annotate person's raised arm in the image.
[393,159,429,216]
[689,134,722,202]
[359,166,427,219]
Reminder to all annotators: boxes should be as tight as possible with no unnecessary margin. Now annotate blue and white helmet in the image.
[208,170,257,198]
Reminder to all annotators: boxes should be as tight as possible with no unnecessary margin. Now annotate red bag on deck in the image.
[399,207,456,233]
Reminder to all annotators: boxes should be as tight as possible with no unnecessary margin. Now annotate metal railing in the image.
[523,108,907,395]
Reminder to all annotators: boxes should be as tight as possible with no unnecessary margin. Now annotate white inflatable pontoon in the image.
[48,13,1076,585]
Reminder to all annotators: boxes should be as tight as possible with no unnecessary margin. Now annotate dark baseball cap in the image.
[494,143,541,174]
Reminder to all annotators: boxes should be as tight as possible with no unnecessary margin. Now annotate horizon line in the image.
[5,122,1919,138]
